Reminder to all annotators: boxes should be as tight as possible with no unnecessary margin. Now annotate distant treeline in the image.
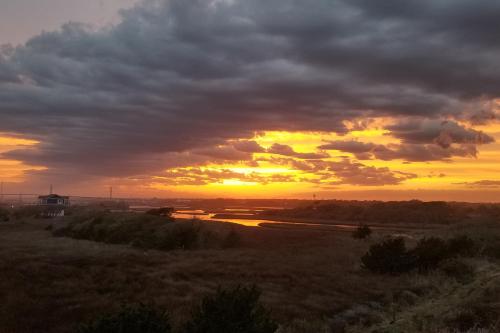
[260,200,500,224]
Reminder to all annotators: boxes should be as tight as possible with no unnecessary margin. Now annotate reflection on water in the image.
[129,207,360,229]
[171,210,360,229]
[172,212,214,220]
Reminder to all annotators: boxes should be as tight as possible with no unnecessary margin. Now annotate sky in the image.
[0,0,499,201]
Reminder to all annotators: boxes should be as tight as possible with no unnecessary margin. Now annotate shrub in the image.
[446,305,499,332]
[483,240,500,260]
[361,238,415,274]
[156,222,202,250]
[11,206,44,219]
[411,237,449,272]
[78,303,171,333]
[351,224,372,239]
[440,258,475,283]
[222,229,242,248]
[146,207,174,219]
[447,235,477,257]
[0,207,9,222]
[182,285,278,333]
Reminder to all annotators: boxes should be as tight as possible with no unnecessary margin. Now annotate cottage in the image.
[38,194,70,217]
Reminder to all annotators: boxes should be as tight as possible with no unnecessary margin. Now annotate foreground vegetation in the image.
[51,210,241,251]
[0,202,499,332]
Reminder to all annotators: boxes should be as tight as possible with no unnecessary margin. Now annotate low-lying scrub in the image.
[362,235,478,274]
[439,258,476,283]
[351,224,372,239]
[0,207,9,222]
[53,212,241,251]
[182,285,278,333]
[361,238,415,274]
[78,286,276,333]
[78,303,172,333]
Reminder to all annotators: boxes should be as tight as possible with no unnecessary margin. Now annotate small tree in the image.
[183,285,278,333]
[352,224,372,239]
[78,304,171,333]
[361,238,415,274]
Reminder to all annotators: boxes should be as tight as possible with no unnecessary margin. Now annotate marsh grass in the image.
[0,216,498,333]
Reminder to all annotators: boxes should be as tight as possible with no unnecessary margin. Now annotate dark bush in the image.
[439,259,475,283]
[361,238,415,274]
[156,222,202,250]
[222,229,242,248]
[483,240,500,260]
[53,212,240,252]
[0,207,10,222]
[146,207,174,219]
[182,285,278,333]
[352,224,372,239]
[11,206,44,219]
[447,235,477,257]
[446,305,499,332]
[411,237,449,272]
[78,303,171,333]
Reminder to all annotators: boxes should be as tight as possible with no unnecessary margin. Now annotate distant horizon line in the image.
[1,193,499,204]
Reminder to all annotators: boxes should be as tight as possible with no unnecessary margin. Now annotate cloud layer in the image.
[0,0,499,190]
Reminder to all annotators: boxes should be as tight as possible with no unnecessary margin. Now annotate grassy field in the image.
[0,211,499,332]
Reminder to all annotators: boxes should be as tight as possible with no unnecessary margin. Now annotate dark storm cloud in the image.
[386,119,495,148]
[232,140,265,153]
[457,180,500,188]
[0,0,499,180]
[267,143,329,159]
[320,139,478,162]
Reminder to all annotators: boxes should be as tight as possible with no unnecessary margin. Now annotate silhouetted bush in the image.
[446,305,499,332]
[155,222,202,250]
[11,206,44,219]
[447,235,477,257]
[361,238,415,274]
[182,285,278,333]
[146,207,174,219]
[78,303,171,333]
[0,207,9,222]
[483,240,500,260]
[222,229,242,248]
[440,258,475,283]
[363,234,481,274]
[411,237,449,272]
[351,224,372,239]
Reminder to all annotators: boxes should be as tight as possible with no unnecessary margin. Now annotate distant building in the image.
[38,194,70,217]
